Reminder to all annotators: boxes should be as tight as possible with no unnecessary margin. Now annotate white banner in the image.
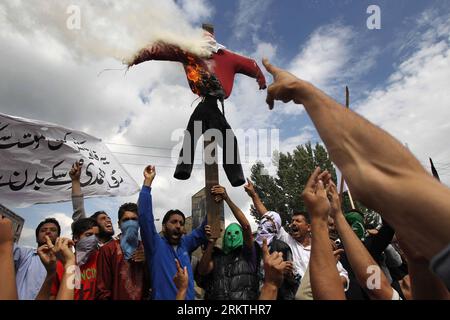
[0,113,139,208]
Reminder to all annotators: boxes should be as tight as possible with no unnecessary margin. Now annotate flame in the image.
[185,55,204,95]
[186,56,201,82]
[186,65,201,83]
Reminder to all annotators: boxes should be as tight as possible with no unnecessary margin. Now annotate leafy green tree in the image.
[249,142,363,225]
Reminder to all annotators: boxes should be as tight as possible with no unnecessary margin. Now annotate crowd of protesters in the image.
[1,59,449,300]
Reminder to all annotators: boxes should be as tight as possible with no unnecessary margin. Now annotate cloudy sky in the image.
[1,0,449,247]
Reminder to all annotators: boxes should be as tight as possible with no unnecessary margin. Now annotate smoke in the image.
[0,0,213,64]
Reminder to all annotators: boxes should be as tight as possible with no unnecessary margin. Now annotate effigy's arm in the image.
[127,41,188,67]
[232,51,267,89]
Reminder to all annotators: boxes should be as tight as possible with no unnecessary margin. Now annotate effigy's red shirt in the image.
[129,42,266,99]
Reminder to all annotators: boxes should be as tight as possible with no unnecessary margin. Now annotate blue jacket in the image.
[138,185,207,300]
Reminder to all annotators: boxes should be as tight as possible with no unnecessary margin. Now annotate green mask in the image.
[222,223,243,254]
[345,211,365,240]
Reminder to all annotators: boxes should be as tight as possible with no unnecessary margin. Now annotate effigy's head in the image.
[202,23,215,36]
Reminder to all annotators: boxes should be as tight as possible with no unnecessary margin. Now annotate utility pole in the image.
[204,137,221,238]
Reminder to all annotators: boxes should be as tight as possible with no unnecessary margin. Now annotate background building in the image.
[0,203,25,243]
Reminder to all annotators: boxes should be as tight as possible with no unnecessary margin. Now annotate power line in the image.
[112,151,176,159]
[111,151,203,162]
[106,142,176,151]
[120,162,204,170]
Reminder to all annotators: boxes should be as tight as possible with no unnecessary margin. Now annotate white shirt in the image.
[277,227,349,288]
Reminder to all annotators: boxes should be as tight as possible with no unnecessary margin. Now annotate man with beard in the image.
[138,165,208,300]
[96,202,150,300]
[50,218,100,300]
[70,161,114,245]
[13,217,61,300]
[244,179,349,297]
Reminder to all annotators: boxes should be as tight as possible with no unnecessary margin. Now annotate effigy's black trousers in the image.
[174,96,245,187]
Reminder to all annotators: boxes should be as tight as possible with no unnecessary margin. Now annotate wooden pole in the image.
[204,137,221,238]
[339,86,356,210]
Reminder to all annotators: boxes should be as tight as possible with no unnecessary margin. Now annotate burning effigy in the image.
[127,24,266,187]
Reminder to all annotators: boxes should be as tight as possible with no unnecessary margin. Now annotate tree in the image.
[250,142,361,226]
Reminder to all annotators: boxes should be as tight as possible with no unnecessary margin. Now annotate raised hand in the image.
[244,178,257,198]
[326,181,343,218]
[53,237,76,268]
[69,160,83,181]
[301,167,331,221]
[262,238,287,288]
[204,225,216,243]
[0,216,14,246]
[211,185,228,202]
[143,165,156,186]
[37,235,57,274]
[262,58,306,110]
[131,247,146,263]
[173,259,188,292]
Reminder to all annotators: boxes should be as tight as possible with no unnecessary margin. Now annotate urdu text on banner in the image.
[0,113,140,208]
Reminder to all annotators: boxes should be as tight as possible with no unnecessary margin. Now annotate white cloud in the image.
[280,127,315,154]
[254,42,277,61]
[180,0,213,23]
[289,23,378,100]
[232,0,273,42]
[0,0,212,62]
[355,9,450,186]
[48,213,74,238]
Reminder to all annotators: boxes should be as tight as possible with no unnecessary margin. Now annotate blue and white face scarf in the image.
[120,220,140,260]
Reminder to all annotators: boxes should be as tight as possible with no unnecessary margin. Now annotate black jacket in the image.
[199,244,260,300]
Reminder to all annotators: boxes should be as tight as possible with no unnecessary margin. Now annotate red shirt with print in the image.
[51,250,99,300]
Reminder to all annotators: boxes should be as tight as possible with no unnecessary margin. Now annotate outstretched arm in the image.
[138,165,158,257]
[127,42,187,67]
[232,51,266,89]
[303,169,346,300]
[212,185,253,248]
[70,160,86,222]
[173,259,189,300]
[262,59,450,261]
[328,181,393,300]
[397,236,449,300]
[244,178,268,218]
[259,238,288,300]
[35,236,57,300]
[197,226,216,277]
[0,217,18,300]
[54,238,76,300]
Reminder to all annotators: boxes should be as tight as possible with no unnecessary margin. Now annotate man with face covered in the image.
[255,211,298,300]
[244,178,349,297]
[196,185,260,300]
[138,165,208,300]
[96,202,150,300]
[50,218,100,300]
[13,217,61,300]
[70,161,115,245]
